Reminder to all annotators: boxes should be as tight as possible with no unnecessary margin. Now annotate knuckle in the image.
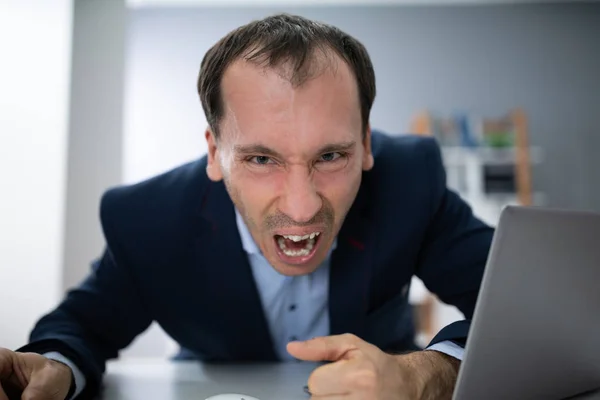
[341,333,358,343]
[353,366,378,391]
[21,386,46,400]
[356,370,378,390]
[45,359,63,371]
[341,370,357,387]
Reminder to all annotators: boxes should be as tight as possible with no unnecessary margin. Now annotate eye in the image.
[314,152,349,172]
[319,152,342,162]
[249,156,273,165]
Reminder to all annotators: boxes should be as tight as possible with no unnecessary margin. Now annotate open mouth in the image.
[273,231,321,264]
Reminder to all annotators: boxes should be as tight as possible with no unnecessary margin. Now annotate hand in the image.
[287,334,459,400]
[0,348,72,400]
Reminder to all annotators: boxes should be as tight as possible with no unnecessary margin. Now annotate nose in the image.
[279,167,322,224]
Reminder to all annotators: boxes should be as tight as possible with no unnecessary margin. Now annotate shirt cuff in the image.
[44,352,86,399]
[425,340,465,361]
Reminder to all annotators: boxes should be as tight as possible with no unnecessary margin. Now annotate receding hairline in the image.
[217,52,362,143]
[240,40,343,88]
[197,13,376,140]
[221,45,353,96]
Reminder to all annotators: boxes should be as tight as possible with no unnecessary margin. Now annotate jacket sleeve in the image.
[17,190,153,399]
[415,138,495,348]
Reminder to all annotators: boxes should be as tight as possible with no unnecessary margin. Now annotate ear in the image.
[205,128,224,182]
[362,124,374,171]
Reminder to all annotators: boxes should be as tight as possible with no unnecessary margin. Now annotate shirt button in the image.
[289,304,296,311]
[290,336,298,341]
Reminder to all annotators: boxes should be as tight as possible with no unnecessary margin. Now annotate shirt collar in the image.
[234,208,337,256]
[235,209,261,255]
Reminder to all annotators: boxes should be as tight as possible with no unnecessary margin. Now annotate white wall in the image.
[0,0,73,350]
[122,34,209,184]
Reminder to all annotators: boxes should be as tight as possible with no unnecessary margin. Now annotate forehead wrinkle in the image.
[219,53,361,166]
[225,63,297,127]
[283,67,355,146]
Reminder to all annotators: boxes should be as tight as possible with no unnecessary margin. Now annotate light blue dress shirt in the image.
[46,209,463,398]
[234,210,464,361]
[235,210,333,360]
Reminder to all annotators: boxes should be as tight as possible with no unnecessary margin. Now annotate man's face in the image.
[205,54,374,276]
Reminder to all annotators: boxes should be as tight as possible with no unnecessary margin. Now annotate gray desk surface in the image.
[102,359,318,400]
[101,359,600,400]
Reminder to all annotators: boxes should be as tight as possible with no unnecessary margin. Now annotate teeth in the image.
[278,237,316,257]
[282,232,320,242]
[282,248,310,257]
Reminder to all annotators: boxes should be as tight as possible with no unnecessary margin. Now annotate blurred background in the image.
[1,0,598,358]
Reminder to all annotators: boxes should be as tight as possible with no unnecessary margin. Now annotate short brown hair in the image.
[197,13,376,139]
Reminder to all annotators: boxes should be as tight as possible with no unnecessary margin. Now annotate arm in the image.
[289,334,463,400]
[285,139,492,399]
[16,193,153,399]
[416,138,494,348]
[397,138,493,397]
[395,349,460,400]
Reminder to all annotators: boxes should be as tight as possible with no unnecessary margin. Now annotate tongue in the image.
[283,237,308,250]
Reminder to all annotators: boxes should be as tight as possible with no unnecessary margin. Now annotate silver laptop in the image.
[453,206,600,400]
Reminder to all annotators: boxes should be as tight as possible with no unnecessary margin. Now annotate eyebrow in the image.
[233,141,357,158]
[233,144,283,159]
[317,141,357,154]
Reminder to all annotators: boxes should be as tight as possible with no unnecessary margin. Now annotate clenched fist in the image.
[0,348,72,400]
[287,334,459,400]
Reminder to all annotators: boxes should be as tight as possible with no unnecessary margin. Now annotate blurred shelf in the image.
[411,108,537,207]
[440,146,543,167]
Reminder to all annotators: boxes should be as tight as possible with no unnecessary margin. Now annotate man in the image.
[0,14,493,400]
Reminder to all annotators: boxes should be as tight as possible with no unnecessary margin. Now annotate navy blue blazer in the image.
[19,131,494,398]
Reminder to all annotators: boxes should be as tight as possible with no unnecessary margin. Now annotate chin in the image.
[272,264,321,276]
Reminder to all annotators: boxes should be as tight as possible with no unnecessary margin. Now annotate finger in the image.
[0,349,14,380]
[307,359,357,396]
[309,390,363,400]
[287,334,362,362]
[22,366,69,400]
[0,349,17,400]
[21,384,52,400]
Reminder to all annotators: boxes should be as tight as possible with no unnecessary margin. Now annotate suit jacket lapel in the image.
[196,181,277,361]
[329,175,375,337]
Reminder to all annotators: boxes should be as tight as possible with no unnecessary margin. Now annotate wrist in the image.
[393,351,459,400]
